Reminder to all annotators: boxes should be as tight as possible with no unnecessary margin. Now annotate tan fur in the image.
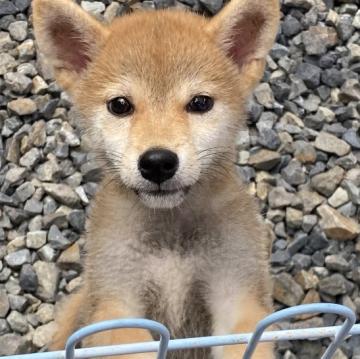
[221,296,274,358]
[50,287,87,350]
[32,0,279,357]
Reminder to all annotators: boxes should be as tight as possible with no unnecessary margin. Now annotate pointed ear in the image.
[32,0,109,91]
[206,0,280,91]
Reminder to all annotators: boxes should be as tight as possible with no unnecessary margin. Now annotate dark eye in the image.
[186,95,214,113]
[107,97,134,116]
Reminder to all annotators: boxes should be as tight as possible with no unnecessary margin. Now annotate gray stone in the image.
[59,122,80,147]
[0,334,32,355]
[254,83,275,109]
[14,0,31,11]
[328,187,349,208]
[31,75,48,95]
[8,294,28,312]
[353,10,360,29]
[342,129,360,149]
[311,166,345,197]
[273,272,304,306]
[325,255,350,273]
[339,79,360,103]
[24,198,43,214]
[248,149,281,170]
[8,20,28,42]
[19,148,41,169]
[338,202,357,218]
[349,43,360,64]
[335,153,357,170]
[104,2,120,22]
[36,303,54,324]
[271,250,291,266]
[302,25,338,56]
[307,230,329,251]
[270,43,289,60]
[302,215,317,233]
[7,98,37,116]
[68,210,86,232]
[293,141,317,164]
[283,0,314,9]
[0,319,9,335]
[29,120,46,147]
[4,166,27,185]
[7,310,28,334]
[37,245,56,262]
[282,15,302,36]
[19,264,38,293]
[48,225,70,250]
[321,69,344,88]
[315,132,350,156]
[36,160,61,182]
[26,231,47,249]
[302,94,321,113]
[317,204,360,240]
[0,1,18,15]
[268,187,298,208]
[281,160,306,186]
[337,14,354,41]
[17,62,37,77]
[199,0,223,14]
[58,242,81,269]
[4,72,32,94]
[43,196,58,216]
[0,30,14,50]
[43,211,67,229]
[316,107,335,124]
[43,183,81,207]
[295,63,321,89]
[0,53,16,75]
[33,321,56,348]
[319,273,348,296]
[0,289,10,317]
[81,1,105,14]
[343,181,360,205]
[15,182,35,202]
[258,128,280,150]
[4,249,31,268]
[34,261,59,302]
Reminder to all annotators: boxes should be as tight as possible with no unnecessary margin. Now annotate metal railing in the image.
[2,303,360,359]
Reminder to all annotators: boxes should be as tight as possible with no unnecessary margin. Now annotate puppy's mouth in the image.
[135,187,190,197]
[134,186,190,208]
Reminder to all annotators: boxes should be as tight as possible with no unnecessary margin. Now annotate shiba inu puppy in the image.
[32,0,280,357]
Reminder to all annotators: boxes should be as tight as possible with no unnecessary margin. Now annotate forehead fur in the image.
[76,10,242,109]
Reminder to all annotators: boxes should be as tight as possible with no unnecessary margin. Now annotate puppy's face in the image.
[33,0,279,209]
[77,13,244,209]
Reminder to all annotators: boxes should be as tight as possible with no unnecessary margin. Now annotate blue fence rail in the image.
[2,304,360,359]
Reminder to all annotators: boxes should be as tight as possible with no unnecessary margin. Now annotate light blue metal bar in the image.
[65,318,170,359]
[243,303,356,359]
[4,324,360,359]
[2,304,359,359]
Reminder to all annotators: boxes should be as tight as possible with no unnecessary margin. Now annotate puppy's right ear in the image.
[32,0,108,91]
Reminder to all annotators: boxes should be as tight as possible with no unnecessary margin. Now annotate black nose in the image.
[138,148,179,184]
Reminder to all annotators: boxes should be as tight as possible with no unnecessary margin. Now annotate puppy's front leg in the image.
[49,287,87,351]
[218,294,274,359]
[82,299,156,359]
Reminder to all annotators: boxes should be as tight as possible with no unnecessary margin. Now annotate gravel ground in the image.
[0,0,359,357]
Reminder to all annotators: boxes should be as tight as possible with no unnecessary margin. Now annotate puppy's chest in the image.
[140,252,213,359]
[126,229,214,338]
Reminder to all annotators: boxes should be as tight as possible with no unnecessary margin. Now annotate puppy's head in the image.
[33,0,279,209]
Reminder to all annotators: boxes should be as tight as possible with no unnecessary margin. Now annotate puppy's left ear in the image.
[206,0,280,92]
[32,0,109,92]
